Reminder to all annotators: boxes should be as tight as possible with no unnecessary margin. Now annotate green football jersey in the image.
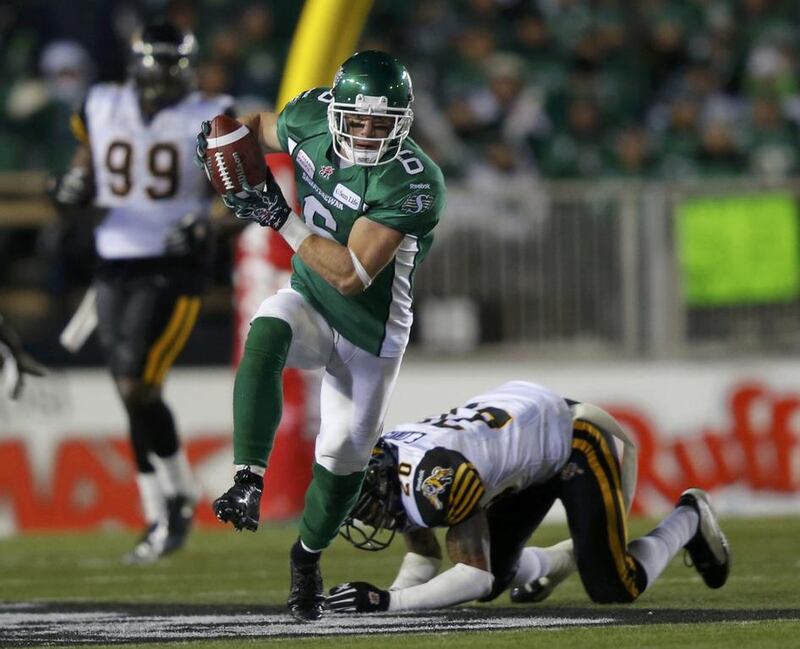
[276,87,446,357]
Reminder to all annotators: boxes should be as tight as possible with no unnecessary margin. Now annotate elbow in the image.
[475,579,494,601]
[334,272,367,296]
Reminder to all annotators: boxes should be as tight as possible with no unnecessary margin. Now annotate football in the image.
[203,114,267,198]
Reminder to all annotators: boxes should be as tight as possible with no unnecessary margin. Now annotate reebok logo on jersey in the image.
[401,192,434,214]
[296,150,315,178]
[333,183,362,210]
[319,164,335,179]
[409,183,430,189]
[419,466,454,511]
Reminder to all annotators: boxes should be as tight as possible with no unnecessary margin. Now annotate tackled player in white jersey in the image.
[51,20,234,564]
[328,381,731,612]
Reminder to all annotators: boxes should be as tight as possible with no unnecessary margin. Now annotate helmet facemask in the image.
[327,93,413,166]
[131,28,197,116]
[339,443,410,551]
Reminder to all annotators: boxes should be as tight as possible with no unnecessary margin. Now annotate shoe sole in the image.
[680,488,731,589]
[288,604,324,622]
[212,501,259,532]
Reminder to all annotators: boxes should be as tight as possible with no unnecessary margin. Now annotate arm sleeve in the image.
[276,87,330,153]
[414,447,485,528]
[364,179,444,237]
[389,552,442,590]
[388,563,494,611]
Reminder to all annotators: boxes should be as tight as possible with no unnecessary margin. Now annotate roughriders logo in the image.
[419,466,454,511]
[401,192,434,214]
[319,165,335,179]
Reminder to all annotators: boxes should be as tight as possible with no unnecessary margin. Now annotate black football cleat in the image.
[212,468,263,532]
[163,494,195,554]
[678,488,731,589]
[287,542,324,622]
[510,576,558,604]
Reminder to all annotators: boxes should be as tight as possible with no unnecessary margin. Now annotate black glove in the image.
[0,316,46,400]
[49,166,94,208]
[164,213,211,261]
[327,582,390,613]
[222,173,291,230]
[195,120,211,171]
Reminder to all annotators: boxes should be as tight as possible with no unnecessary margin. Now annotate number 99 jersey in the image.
[79,81,234,259]
[382,381,574,529]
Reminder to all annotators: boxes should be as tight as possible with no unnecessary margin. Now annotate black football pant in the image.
[95,258,203,473]
[483,417,647,603]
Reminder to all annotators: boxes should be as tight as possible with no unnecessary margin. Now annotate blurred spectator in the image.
[743,94,797,179]
[696,118,746,177]
[4,0,800,182]
[445,52,549,167]
[651,96,702,179]
[234,3,282,103]
[538,97,610,179]
[5,40,94,172]
[607,126,656,177]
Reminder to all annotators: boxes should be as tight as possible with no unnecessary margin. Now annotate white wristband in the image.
[278,213,313,251]
[348,248,373,289]
[389,552,442,590]
[388,562,494,611]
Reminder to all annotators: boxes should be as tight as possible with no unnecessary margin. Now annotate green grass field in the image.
[1,516,798,648]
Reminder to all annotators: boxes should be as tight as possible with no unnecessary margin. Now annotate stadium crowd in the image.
[2,0,800,182]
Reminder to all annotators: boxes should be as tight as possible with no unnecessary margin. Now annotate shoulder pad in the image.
[413,447,485,527]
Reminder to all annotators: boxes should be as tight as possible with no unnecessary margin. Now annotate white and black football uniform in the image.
[383,381,573,528]
[86,81,230,260]
[334,381,731,612]
[60,19,235,566]
[382,380,645,603]
[75,81,233,381]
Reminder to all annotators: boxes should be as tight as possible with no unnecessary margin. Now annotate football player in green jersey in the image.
[195,51,446,621]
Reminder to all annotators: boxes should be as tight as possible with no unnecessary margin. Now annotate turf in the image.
[0,516,798,648]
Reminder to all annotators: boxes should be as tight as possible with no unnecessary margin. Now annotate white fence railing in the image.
[414,178,800,358]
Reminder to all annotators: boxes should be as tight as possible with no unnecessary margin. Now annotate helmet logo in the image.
[354,94,389,114]
[319,165,335,180]
[418,466,454,511]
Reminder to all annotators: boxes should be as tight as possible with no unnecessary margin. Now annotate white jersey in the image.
[382,381,574,529]
[84,82,233,259]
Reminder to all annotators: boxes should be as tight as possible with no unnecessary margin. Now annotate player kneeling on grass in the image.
[328,381,731,613]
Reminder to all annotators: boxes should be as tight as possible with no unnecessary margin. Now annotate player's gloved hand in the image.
[327,582,390,613]
[164,213,211,260]
[222,172,291,230]
[0,317,46,400]
[195,120,211,170]
[48,166,94,208]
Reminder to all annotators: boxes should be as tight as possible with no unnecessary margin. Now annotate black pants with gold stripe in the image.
[95,257,203,472]
[485,419,647,603]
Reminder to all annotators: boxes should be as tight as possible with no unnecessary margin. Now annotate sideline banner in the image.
[0,359,798,533]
